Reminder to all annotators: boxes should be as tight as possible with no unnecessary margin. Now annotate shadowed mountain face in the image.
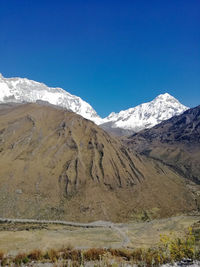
[100,123,135,137]
[126,106,200,185]
[0,103,197,222]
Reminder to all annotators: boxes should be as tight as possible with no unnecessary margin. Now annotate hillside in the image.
[0,103,197,222]
[126,105,200,185]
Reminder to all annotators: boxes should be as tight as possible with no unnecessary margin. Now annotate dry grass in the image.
[44,249,60,262]
[108,248,133,261]
[61,248,82,262]
[27,249,43,261]
[83,248,106,261]
[14,252,29,265]
[0,228,199,266]
[0,251,4,262]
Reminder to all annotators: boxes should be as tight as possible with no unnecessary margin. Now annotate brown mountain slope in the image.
[0,103,197,222]
[126,105,200,185]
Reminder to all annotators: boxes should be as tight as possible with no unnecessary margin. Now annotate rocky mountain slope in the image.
[126,105,200,184]
[0,74,188,133]
[101,93,188,132]
[0,103,197,222]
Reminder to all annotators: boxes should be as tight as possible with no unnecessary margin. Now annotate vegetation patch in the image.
[0,227,199,266]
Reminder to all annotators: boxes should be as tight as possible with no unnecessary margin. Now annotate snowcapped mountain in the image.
[0,73,103,124]
[0,73,188,133]
[100,93,189,132]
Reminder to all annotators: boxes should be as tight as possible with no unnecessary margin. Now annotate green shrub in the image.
[14,253,29,265]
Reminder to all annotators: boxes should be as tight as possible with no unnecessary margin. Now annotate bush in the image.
[28,249,43,260]
[62,248,81,262]
[0,251,4,261]
[159,227,196,262]
[84,248,106,261]
[108,248,132,261]
[14,253,29,265]
[44,249,60,262]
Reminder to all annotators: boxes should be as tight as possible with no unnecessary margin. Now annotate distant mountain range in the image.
[0,74,188,132]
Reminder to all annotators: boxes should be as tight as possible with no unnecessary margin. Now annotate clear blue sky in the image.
[0,0,199,117]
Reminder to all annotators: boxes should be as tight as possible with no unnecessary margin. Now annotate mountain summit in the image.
[0,74,188,132]
[100,93,188,132]
[0,74,103,124]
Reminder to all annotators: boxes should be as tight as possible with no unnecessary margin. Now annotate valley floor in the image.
[0,215,199,256]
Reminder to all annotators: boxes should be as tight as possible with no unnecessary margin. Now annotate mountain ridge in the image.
[0,73,103,124]
[0,73,188,132]
[125,105,200,184]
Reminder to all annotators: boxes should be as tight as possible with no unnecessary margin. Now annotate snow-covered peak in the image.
[155,92,171,99]
[154,92,179,103]
[0,74,189,132]
[101,93,189,132]
[0,74,103,124]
